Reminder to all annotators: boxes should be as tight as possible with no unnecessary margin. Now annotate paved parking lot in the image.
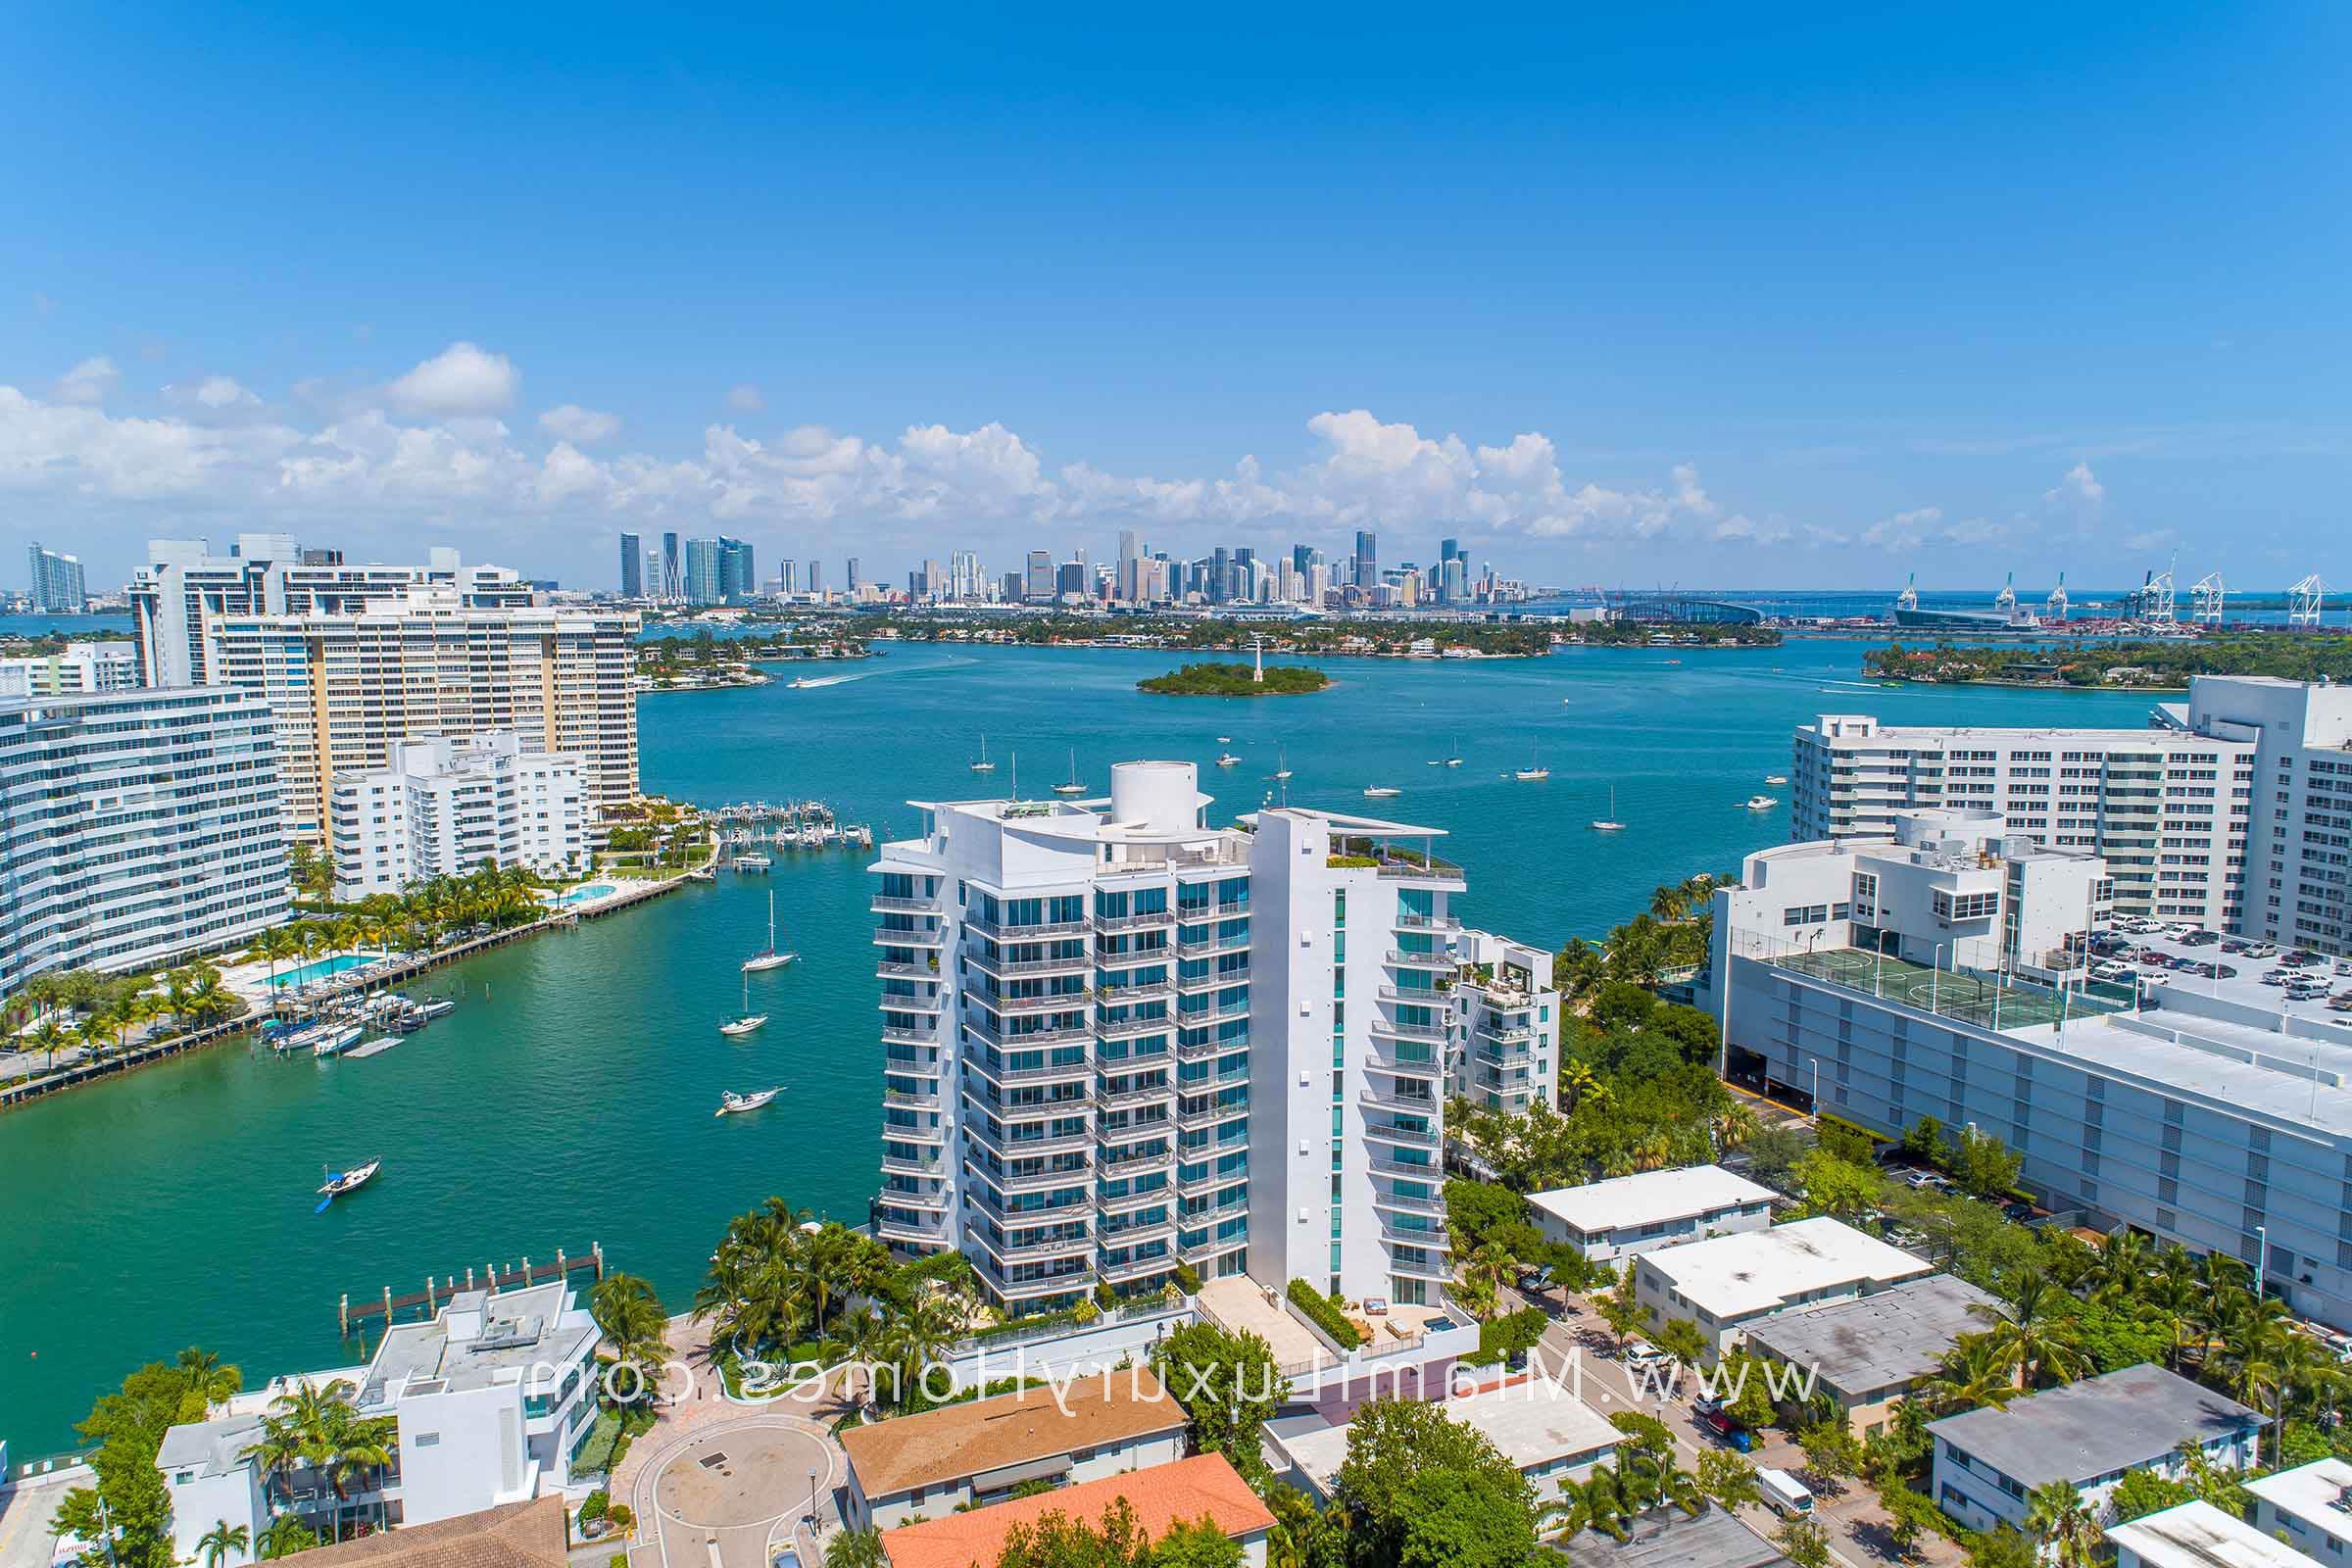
[2097,922,2352,1023]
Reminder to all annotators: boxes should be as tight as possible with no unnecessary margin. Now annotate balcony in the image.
[970,1254,1095,1304]
[1385,949,1454,971]
[883,991,945,1015]
[1395,911,1460,931]
[1376,855,1465,887]
[880,1023,940,1047]
[1377,1216,1452,1250]
[870,895,940,915]
[1097,1184,1175,1216]
[1368,1152,1443,1181]
[992,989,1092,1016]
[966,1120,1095,1158]
[1377,984,1448,1005]
[1179,1000,1251,1026]
[964,947,1093,979]
[882,1087,943,1110]
[883,1119,949,1147]
[875,1211,953,1248]
[1094,909,1176,934]
[879,1152,946,1178]
[1176,929,1250,956]
[1359,1086,1441,1116]
[875,924,945,947]
[875,959,935,981]
[1100,1148,1175,1177]
[966,913,1091,941]
[1371,1186,1446,1218]
[1370,1015,1448,1044]
[982,1230,1096,1263]
[965,1017,1094,1049]
[1097,1081,1176,1110]
[1176,1101,1250,1133]
[1098,978,1177,1003]
[1098,1250,1178,1285]
[1361,1117,1439,1148]
[984,1159,1093,1194]
[1366,1048,1445,1079]
[964,1054,1092,1086]
[1174,1033,1243,1061]
[880,1184,952,1211]
[1096,1011,1176,1042]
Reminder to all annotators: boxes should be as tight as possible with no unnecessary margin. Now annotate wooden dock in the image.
[339,1241,605,1335]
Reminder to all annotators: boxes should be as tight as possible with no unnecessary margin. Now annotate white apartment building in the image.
[329,733,588,899]
[158,1280,601,1564]
[202,590,639,840]
[1526,1164,1777,1264]
[1631,1216,1932,1355]
[1710,807,2352,1331]
[1791,711,2249,926]
[1446,928,1561,1116]
[0,687,290,999]
[129,536,537,687]
[2171,676,2352,956]
[2244,1457,2352,1561]
[869,762,1540,1310]
[0,640,138,698]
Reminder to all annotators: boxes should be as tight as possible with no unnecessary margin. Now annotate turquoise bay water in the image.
[0,641,2159,1450]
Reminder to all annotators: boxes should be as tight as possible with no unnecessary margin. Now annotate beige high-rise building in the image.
[203,590,639,842]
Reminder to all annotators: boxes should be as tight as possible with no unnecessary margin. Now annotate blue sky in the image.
[5,3,2349,592]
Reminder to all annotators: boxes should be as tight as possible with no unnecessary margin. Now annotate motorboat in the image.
[743,890,798,972]
[308,1022,364,1057]
[1745,795,1780,810]
[316,1157,381,1210]
[1053,749,1087,796]
[720,974,768,1037]
[715,1087,782,1117]
[1764,774,1788,785]
[1364,786,1402,799]
[411,997,455,1020]
[1589,785,1626,832]
[970,734,997,772]
[686,866,716,882]
[1215,752,1241,768]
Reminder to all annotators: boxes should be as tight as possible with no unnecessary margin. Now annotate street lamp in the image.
[808,1468,819,1532]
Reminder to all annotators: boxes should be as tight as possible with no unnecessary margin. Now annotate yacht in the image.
[743,891,797,972]
[685,866,716,882]
[315,1157,381,1210]
[719,973,768,1037]
[1053,749,1087,796]
[308,1021,364,1057]
[1589,784,1625,832]
[1745,794,1780,810]
[1514,742,1549,781]
[1273,747,1292,781]
[1363,786,1402,799]
[1215,752,1241,768]
[970,735,996,772]
[715,1087,782,1117]
[1764,774,1788,785]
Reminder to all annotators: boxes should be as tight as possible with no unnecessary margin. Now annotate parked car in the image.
[2286,983,2329,1002]
[2181,929,2222,947]
[2222,939,2252,955]
[2264,970,2292,986]
[2334,958,2352,977]
[2241,942,2278,958]
[1692,1397,1755,1451]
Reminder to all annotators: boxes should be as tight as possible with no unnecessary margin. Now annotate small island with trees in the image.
[1867,632,2352,690]
[1138,662,1332,696]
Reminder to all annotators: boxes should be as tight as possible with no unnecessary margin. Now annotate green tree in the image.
[55,1353,233,1568]
[2024,1479,2101,1568]
[1695,1448,1760,1510]
[194,1520,250,1568]
[1796,1421,1864,1486]
[1656,1317,1708,1369]
[1332,1397,1536,1568]
[1970,1270,2087,1391]
[1813,1116,1876,1166]
[256,1516,320,1560]
[1953,1127,2025,1199]
[1901,1115,1948,1167]
[1773,1516,1832,1568]
[1966,1526,2038,1568]
[1794,1150,1882,1221]
[1152,1322,1290,1467]
[1593,1268,1646,1357]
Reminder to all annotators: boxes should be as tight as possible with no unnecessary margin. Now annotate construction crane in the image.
[2290,574,2327,627]
[2045,572,2069,622]
[1895,572,1919,612]
[1992,571,2018,615]
[2138,555,2178,629]
[2190,573,2227,625]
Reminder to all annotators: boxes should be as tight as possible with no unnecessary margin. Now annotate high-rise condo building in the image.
[618,531,643,598]
[24,543,87,613]
[1352,530,1378,597]
[329,732,588,900]
[662,532,681,600]
[808,561,823,595]
[717,536,756,602]
[127,538,536,688]
[778,561,799,596]
[847,557,861,593]
[870,763,1555,1310]
[203,591,639,841]
[0,641,138,699]
[1116,530,1144,603]
[0,687,290,999]
[682,537,721,605]
[1792,710,2250,928]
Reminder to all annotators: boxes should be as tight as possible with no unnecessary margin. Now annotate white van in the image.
[1758,1467,1813,1519]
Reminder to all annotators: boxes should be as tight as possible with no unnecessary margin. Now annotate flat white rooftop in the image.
[1443,1376,1623,1472]
[2104,1499,2322,1568]
[2243,1457,2352,1538]
[1641,1217,1931,1320]
[2004,1011,2352,1139]
[1528,1165,1773,1235]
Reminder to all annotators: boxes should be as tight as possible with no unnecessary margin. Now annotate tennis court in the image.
[1770,946,2130,1029]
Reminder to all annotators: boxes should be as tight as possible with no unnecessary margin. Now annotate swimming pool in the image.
[558,883,617,906]
[267,953,384,991]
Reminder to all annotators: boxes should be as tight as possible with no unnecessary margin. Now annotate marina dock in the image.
[339,1242,605,1334]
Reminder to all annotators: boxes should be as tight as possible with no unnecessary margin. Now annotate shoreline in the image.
[1871,675,2191,695]
[0,868,698,1115]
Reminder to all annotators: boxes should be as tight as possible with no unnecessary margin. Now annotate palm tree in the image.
[1919,1333,2020,1415]
[1544,1468,1632,1543]
[74,1009,111,1061]
[822,1527,886,1568]
[195,1520,251,1568]
[2147,1246,2203,1372]
[2090,1228,2152,1303]
[178,1347,244,1409]
[256,1514,317,1561]
[1969,1269,2086,1390]
[28,1016,69,1070]
[1617,1447,1705,1520]
[2023,1478,2100,1567]
[1456,1243,1514,1321]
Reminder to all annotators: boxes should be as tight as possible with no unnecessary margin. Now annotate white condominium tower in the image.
[1792,711,2251,927]
[328,733,589,900]
[128,536,537,688]
[869,761,1554,1311]
[0,687,290,999]
[204,590,640,841]
[0,641,138,698]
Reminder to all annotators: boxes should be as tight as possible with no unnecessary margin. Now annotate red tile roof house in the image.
[879,1453,1275,1568]
[838,1368,1188,1532]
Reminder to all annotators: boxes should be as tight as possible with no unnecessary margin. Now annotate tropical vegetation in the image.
[1866,632,2352,689]
[1137,662,1332,697]
[53,1349,243,1568]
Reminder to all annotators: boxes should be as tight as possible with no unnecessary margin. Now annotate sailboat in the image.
[743,890,797,972]
[1514,743,1549,781]
[969,735,996,772]
[1273,747,1293,781]
[315,1156,382,1212]
[1589,785,1625,832]
[1053,749,1087,796]
[719,972,768,1037]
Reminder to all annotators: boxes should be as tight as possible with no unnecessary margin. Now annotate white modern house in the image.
[157,1280,602,1564]
[2107,1499,2324,1568]
[1707,802,2352,1332]
[329,733,588,899]
[1631,1216,1933,1355]
[869,760,1555,1310]
[2244,1456,2352,1561]
[1526,1165,1776,1264]
[0,686,290,1000]
[1927,1363,2264,1534]
[0,640,137,698]
[1266,1376,1622,1505]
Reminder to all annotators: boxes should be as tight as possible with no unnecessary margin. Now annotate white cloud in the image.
[1859,506,2014,552]
[53,357,120,406]
[538,404,622,444]
[162,374,261,411]
[727,383,765,413]
[2125,527,2179,551]
[2044,461,2105,509]
[386,341,518,416]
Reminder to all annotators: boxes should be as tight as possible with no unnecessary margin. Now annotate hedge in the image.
[1288,1279,1366,1348]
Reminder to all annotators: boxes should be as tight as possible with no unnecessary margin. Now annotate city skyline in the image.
[6,9,2352,591]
